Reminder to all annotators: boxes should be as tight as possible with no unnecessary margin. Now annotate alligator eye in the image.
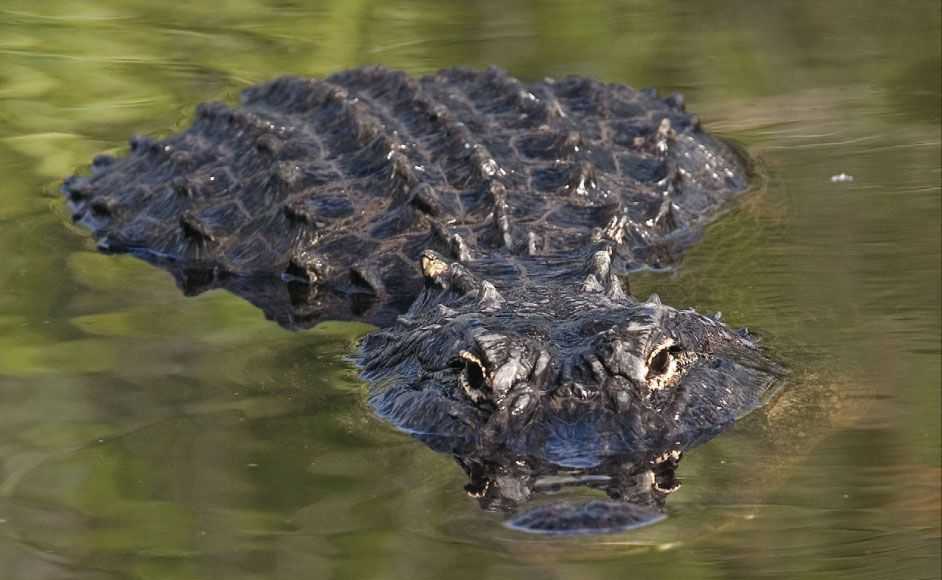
[465,359,486,391]
[456,351,489,402]
[649,348,671,376]
[646,343,683,382]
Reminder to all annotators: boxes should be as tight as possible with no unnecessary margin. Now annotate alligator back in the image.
[63,66,748,328]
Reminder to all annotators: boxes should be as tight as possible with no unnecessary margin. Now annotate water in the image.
[0,1,939,578]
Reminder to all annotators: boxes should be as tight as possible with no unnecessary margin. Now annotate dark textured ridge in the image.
[64,66,749,328]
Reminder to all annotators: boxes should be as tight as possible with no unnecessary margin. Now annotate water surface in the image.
[0,1,939,579]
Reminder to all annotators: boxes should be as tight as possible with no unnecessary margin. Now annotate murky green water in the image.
[0,1,939,579]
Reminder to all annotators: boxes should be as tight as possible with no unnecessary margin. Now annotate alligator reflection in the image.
[456,447,681,534]
[153,265,405,330]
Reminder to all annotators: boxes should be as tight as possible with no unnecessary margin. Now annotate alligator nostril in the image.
[551,382,598,401]
[552,383,573,399]
[572,383,592,400]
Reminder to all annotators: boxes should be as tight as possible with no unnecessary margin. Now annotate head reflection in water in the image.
[460,448,682,534]
[361,248,782,534]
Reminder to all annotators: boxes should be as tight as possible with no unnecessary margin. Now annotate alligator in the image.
[62,66,782,534]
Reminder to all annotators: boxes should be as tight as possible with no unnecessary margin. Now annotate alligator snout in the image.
[548,381,600,401]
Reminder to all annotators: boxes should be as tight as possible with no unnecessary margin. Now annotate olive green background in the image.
[0,1,939,579]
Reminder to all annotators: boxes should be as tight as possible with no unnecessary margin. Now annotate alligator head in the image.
[360,247,781,532]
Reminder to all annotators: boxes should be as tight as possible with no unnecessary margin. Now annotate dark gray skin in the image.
[364,248,776,461]
[61,66,781,534]
[63,66,748,328]
[361,248,780,532]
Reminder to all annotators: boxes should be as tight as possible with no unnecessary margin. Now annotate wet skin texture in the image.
[63,66,781,534]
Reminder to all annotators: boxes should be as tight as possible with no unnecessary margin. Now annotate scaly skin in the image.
[361,247,780,533]
[64,66,747,328]
[62,66,776,534]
